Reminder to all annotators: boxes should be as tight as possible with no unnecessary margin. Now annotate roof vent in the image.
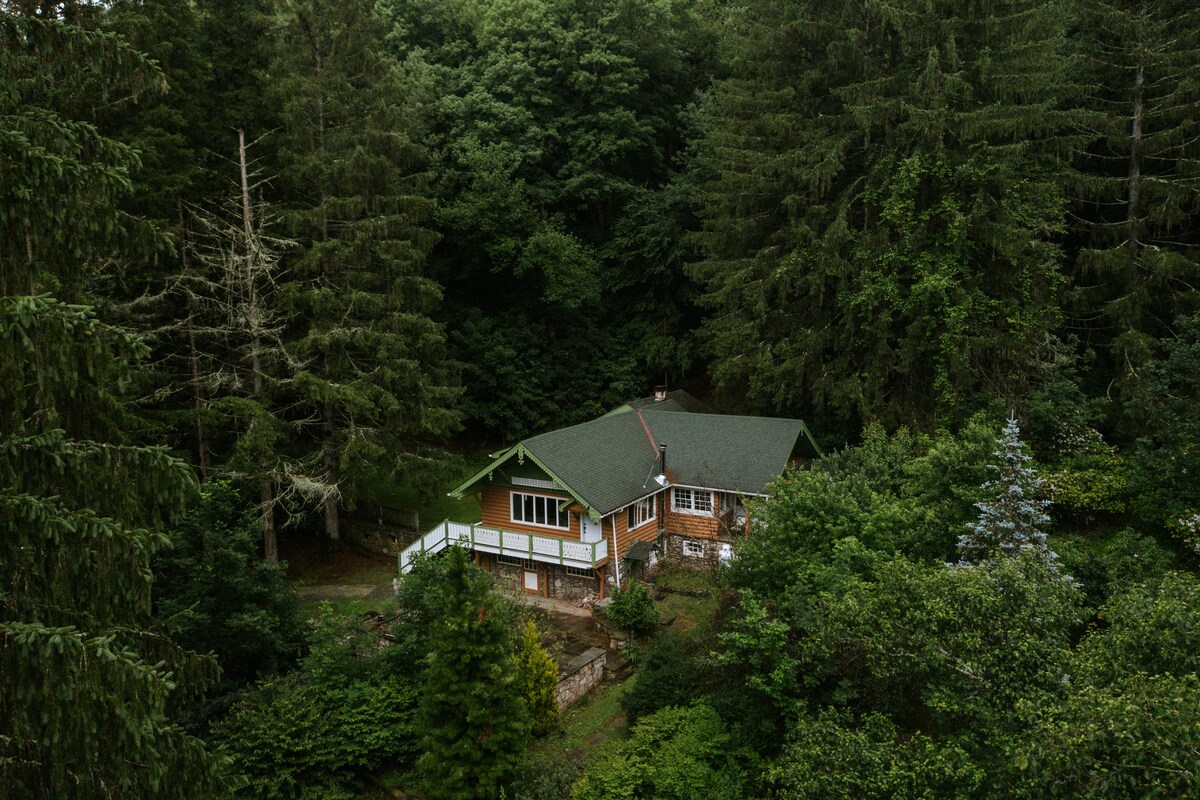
[654,385,668,402]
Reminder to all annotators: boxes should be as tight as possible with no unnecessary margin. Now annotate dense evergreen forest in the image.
[3,0,1200,797]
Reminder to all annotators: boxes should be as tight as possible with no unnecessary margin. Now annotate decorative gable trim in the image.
[449,443,601,520]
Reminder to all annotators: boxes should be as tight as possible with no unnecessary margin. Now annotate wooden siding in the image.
[479,486,579,540]
[662,489,721,540]
[611,492,662,562]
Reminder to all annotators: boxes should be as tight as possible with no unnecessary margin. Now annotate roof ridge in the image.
[634,409,659,456]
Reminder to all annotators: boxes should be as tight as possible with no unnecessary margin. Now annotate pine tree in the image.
[271,0,459,544]
[957,417,1058,571]
[182,131,324,562]
[417,547,529,800]
[0,300,228,799]
[690,0,1079,427]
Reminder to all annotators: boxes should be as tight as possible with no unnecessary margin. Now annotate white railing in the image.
[398,519,609,574]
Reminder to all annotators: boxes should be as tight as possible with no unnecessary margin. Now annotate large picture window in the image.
[626,496,656,530]
[672,488,713,516]
[510,491,570,530]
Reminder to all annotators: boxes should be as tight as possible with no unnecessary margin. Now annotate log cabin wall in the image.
[478,485,580,540]
[662,488,722,540]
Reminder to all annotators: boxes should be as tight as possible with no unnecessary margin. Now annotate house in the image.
[398,389,821,601]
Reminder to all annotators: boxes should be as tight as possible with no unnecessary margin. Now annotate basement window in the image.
[682,540,705,558]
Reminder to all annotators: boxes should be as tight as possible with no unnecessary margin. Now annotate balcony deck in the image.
[398,520,609,574]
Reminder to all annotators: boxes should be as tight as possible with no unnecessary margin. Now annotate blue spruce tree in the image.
[958,417,1061,572]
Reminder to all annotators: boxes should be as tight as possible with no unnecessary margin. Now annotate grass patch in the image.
[535,678,633,765]
[654,591,717,633]
[654,565,719,594]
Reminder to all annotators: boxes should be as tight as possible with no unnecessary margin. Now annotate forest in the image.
[2,0,1200,797]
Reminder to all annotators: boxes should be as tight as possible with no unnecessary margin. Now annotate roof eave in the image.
[449,442,604,521]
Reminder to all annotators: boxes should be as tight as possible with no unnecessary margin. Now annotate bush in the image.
[215,610,421,800]
[519,621,559,736]
[607,581,658,637]
[573,704,745,800]
[622,633,699,724]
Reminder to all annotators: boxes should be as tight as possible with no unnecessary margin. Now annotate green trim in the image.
[448,443,600,519]
[447,445,521,497]
[514,444,601,520]
[798,421,824,459]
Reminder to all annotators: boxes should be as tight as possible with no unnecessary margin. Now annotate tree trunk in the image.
[323,400,340,546]
[238,128,278,563]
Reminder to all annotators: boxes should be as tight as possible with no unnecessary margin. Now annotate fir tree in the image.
[416,547,529,800]
[957,417,1059,571]
[271,0,459,544]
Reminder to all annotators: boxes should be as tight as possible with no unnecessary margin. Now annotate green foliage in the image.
[572,704,745,800]
[1042,428,1130,522]
[218,663,419,799]
[606,580,659,637]
[1016,673,1200,799]
[0,297,229,798]
[519,621,560,736]
[1069,0,1200,400]
[0,10,167,298]
[417,547,530,799]
[731,422,993,597]
[417,0,717,438]
[1074,572,1200,686]
[1128,311,1200,554]
[622,633,704,725]
[774,710,984,800]
[155,483,303,692]
[271,0,460,538]
[691,0,1078,427]
[216,610,421,800]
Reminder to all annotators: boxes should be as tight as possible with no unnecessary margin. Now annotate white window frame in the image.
[510,491,570,530]
[682,540,705,558]
[626,496,657,530]
[671,488,714,516]
[565,565,595,578]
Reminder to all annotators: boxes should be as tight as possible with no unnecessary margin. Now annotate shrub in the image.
[519,621,559,736]
[607,580,658,637]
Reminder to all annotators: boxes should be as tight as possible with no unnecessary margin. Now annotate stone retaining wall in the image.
[554,647,606,710]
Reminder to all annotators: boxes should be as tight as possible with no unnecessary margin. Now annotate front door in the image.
[523,569,539,593]
[581,515,603,543]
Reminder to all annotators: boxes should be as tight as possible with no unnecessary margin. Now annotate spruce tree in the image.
[957,417,1059,571]
[0,300,227,799]
[271,0,459,544]
[691,0,1079,427]
[1070,1,1200,403]
[0,10,225,795]
[417,547,529,800]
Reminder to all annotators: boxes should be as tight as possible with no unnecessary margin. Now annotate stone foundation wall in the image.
[664,533,725,568]
[488,559,602,602]
[549,569,601,602]
[554,647,606,710]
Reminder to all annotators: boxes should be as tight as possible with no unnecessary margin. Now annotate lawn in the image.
[534,678,633,764]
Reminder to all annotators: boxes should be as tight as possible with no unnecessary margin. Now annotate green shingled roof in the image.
[450,401,820,517]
